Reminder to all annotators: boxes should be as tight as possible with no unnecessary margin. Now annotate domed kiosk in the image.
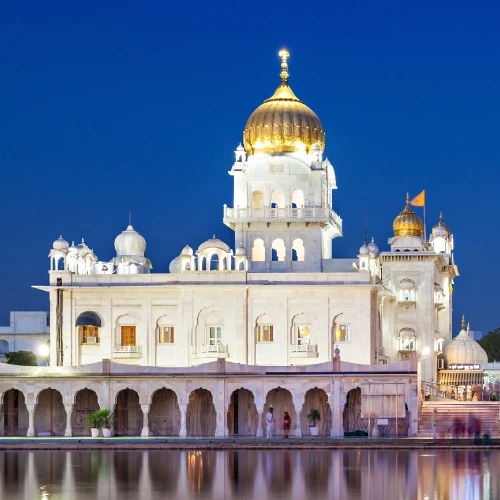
[439,316,488,400]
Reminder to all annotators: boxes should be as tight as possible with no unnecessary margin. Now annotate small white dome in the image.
[197,235,231,254]
[433,224,448,239]
[114,225,146,257]
[445,329,488,366]
[169,255,181,274]
[53,235,69,251]
[359,244,369,255]
[76,239,93,258]
[368,237,379,258]
[236,143,245,151]
[68,242,78,256]
[236,243,247,256]
[181,245,193,256]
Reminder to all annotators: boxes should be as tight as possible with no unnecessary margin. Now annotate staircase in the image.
[419,400,500,437]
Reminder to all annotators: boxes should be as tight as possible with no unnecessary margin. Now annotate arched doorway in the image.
[227,388,258,436]
[149,388,181,436]
[34,388,66,436]
[2,389,28,436]
[114,389,143,436]
[264,387,296,437]
[186,388,216,436]
[72,388,100,436]
[301,387,332,436]
[343,387,367,436]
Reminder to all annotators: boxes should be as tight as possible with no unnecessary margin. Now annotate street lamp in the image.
[38,344,50,366]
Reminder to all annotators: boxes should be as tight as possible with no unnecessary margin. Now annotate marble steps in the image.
[419,401,499,436]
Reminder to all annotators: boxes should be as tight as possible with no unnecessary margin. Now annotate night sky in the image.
[1,1,499,334]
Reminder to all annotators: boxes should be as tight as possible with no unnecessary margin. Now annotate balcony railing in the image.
[290,344,318,357]
[113,345,141,357]
[223,206,342,234]
[191,344,228,358]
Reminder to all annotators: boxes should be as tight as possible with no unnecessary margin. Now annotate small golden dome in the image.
[243,49,325,155]
[432,212,451,237]
[393,193,424,237]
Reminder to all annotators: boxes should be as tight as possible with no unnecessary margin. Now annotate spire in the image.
[467,322,471,336]
[279,48,289,82]
[461,315,465,330]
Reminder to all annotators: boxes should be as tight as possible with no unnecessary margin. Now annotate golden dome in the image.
[393,193,424,237]
[243,49,325,155]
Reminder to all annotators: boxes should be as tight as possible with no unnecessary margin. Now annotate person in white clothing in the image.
[266,407,275,438]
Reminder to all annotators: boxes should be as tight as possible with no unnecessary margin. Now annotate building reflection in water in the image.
[0,449,498,499]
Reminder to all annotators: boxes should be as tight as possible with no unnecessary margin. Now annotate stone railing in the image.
[113,345,140,355]
[223,206,342,234]
[290,344,318,355]
[191,344,229,358]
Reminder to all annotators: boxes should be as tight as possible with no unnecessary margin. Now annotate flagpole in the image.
[423,190,427,243]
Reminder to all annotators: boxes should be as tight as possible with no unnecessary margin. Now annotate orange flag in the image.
[411,190,425,207]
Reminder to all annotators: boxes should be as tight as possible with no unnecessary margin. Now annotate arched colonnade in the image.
[0,381,412,437]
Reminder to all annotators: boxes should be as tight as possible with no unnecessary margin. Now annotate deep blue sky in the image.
[1,1,499,334]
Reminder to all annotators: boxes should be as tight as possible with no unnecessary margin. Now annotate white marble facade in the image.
[37,51,458,385]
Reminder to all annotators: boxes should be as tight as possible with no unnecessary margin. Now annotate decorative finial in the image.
[279,48,289,82]
[213,234,216,239]
[467,322,471,336]
[129,210,132,227]
[406,192,410,205]
[461,315,465,330]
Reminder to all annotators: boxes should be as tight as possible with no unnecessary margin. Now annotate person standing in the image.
[266,407,275,438]
[283,411,291,438]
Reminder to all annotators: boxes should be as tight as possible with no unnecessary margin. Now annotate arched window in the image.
[57,257,65,271]
[270,189,285,209]
[116,314,138,347]
[252,238,265,262]
[256,314,274,343]
[292,238,305,262]
[335,324,351,342]
[399,328,416,351]
[292,314,314,346]
[252,190,264,209]
[271,239,286,262]
[291,189,304,209]
[76,311,101,344]
[209,254,218,270]
[157,315,175,344]
[238,261,245,271]
[435,338,444,352]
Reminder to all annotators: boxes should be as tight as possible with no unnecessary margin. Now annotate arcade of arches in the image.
[0,377,416,437]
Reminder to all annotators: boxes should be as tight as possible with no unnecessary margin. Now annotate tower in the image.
[223,49,342,272]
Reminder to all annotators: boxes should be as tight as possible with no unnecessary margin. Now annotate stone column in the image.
[330,381,343,437]
[293,401,303,437]
[256,405,264,437]
[141,405,150,437]
[64,405,73,437]
[26,404,36,437]
[224,405,230,437]
[179,404,187,437]
[215,400,225,437]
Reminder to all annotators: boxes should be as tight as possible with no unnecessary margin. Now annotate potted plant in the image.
[88,411,100,438]
[307,408,321,436]
[97,408,113,438]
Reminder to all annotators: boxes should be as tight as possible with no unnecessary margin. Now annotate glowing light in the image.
[421,346,430,357]
[38,344,49,357]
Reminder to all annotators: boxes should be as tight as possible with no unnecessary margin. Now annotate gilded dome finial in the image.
[467,322,471,336]
[279,48,289,82]
[461,315,465,330]
[406,192,410,205]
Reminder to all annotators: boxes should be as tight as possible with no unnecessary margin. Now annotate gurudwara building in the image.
[0,50,469,439]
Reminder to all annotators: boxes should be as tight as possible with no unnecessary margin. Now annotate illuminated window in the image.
[257,325,273,342]
[400,337,416,351]
[80,325,99,344]
[297,325,311,345]
[335,324,351,342]
[208,326,223,346]
[159,326,174,344]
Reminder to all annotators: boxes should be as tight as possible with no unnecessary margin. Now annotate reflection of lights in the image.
[39,486,49,499]
[187,451,204,493]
